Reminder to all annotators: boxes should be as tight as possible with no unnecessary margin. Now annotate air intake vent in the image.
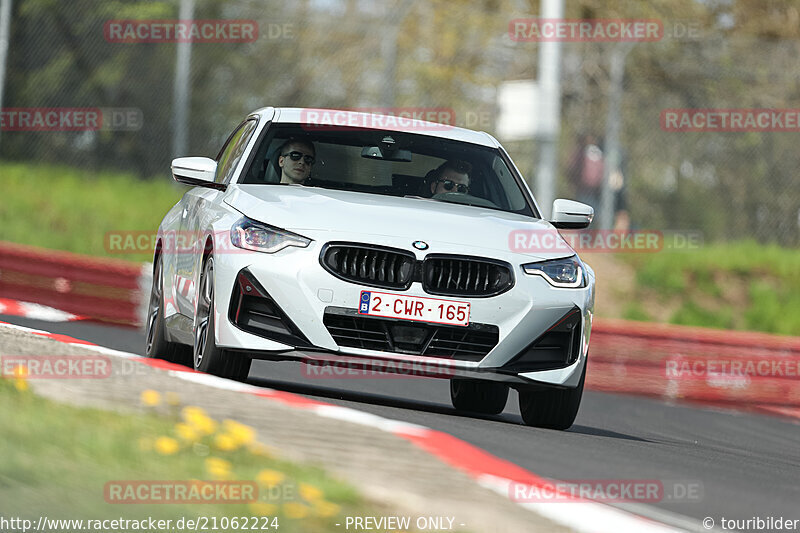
[229,269,311,347]
[321,243,416,290]
[423,256,513,297]
[502,307,582,372]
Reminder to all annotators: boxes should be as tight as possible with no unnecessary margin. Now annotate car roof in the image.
[247,107,500,148]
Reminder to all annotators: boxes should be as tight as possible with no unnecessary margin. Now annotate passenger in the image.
[278,138,316,184]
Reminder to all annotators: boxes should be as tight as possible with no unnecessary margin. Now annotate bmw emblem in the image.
[412,241,429,250]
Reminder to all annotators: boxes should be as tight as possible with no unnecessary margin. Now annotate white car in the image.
[146,107,595,429]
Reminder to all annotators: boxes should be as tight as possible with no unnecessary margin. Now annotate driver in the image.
[426,159,472,196]
[278,138,316,184]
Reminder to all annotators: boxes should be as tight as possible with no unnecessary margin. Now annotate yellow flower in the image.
[299,482,324,502]
[283,502,309,520]
[140,389,161,407]
[154,436,180,455]
[204,457,232,479]
[249,503,278,516]
[313,501,340,518]
[256,469,285,487]
[182,406,206,420]
[223,419,256,446]
[175,423,199,442]
[182,406,217,435]
[12,364,28,379]
[11,365,29,391]
[213,433,239,451]
[195,417,217,435]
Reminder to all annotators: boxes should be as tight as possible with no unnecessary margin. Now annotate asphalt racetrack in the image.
[4,314,799,531]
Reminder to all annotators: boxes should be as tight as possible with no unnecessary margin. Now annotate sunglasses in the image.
[282,151,315,165]
[437,179,469,194]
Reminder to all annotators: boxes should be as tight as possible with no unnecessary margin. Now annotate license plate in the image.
[358,290,470,326]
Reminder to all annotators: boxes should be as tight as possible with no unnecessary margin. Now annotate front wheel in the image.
[145,254,191,365]
[518,363,585,430]
[450,379,509,415]
[194,256,251,381]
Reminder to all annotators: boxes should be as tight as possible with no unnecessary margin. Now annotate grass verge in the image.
[0,160,183,261]
[0,377,378,531]
[619,241,800,335]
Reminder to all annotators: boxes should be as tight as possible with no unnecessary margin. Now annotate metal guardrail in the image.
[0,241,147,326]
[588,319,800,415]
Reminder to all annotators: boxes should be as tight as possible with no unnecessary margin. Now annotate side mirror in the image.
[550,199,594,229]
[171,157,225,190]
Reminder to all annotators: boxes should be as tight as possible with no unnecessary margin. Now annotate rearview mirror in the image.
[171,157,225,190]
[550,199,594,229]
[361,146,413,162]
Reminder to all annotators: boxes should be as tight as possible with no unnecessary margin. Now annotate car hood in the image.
[224,185,573,260]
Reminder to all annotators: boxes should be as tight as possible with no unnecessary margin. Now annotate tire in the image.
[450,378,509,415]
[194,256,251,381]
[518,363,585,430]
[145,254,191,365]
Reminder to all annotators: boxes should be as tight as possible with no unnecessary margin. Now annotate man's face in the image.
[279,142,314,184]
[431,168,470,195]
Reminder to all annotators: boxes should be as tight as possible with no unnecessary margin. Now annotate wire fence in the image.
[1,0,798,246]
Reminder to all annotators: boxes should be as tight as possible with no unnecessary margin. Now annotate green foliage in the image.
[0,161,183,260]
[622,242,800,334]
[692,269,721,298]
[670,300,735,330]
[634,257,687,297]
[623,302,652,322]
[744,280,800,336]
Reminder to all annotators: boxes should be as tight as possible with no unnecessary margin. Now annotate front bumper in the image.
[211,237,594,389]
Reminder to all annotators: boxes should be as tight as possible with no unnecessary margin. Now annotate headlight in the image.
[522,255,585,288]
[230,217,311,253]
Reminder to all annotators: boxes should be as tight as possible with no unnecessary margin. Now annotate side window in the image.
[493,155,528,212]
[215,119,258,184]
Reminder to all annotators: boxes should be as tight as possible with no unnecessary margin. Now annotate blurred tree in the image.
[0,0,797,245]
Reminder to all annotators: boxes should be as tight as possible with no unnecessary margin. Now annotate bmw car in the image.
[146,107,595,429]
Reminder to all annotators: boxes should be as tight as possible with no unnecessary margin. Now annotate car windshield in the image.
[240,124,536,217]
